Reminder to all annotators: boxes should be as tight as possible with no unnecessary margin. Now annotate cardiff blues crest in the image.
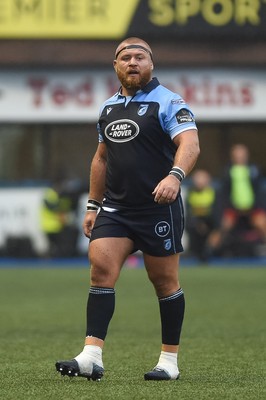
[137,104,149,116]
[164,239,172,251]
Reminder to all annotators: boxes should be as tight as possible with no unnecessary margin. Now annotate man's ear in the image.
[151,62,154,70]
[113,60,117,72]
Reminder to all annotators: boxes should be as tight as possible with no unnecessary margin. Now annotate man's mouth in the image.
[128,70,139,76]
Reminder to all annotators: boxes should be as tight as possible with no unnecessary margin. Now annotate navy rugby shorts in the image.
[90,198,184,256]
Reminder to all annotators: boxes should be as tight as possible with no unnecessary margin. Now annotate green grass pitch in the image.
[0,262,265,400]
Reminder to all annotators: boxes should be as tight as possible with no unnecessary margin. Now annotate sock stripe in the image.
[159,288,184,302]
[89,287,115,295]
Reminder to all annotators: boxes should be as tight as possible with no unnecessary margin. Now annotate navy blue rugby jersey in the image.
[97,77,197,206]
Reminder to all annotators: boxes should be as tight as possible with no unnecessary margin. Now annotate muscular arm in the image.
[153,129,200,204]
[83,142,107,237]
[89,142,108,202]
[172,129,200,176]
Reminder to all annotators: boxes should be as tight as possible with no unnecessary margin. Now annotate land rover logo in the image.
[105,119,140,143]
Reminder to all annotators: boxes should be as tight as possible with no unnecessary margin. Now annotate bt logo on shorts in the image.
[155,221,170,237]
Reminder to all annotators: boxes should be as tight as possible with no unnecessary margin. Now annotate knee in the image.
[90,264,114,288]
[147,271,179,298]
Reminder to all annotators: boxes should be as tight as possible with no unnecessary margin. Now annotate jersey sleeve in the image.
[97,122,104,143]
[97,102,107,143]
[96,94,120,143]
[161,95,197,139]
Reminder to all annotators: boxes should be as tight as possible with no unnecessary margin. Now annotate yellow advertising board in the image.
[0,0,265,39]
[0,0,140,38]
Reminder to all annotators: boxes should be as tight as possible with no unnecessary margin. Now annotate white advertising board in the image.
[0,69,265,122]
[0,188,48,254]
[0,188,89,256]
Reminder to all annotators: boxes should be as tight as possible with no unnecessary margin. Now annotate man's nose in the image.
[129,57,138,65]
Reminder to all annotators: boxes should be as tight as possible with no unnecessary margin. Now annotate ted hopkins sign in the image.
[0,69,265,122]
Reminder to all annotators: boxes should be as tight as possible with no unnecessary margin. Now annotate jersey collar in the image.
[142,77,160,93]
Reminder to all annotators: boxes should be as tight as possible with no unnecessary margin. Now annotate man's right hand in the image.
[83,211,98,238]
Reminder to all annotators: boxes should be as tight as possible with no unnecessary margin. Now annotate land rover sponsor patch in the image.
[176,108,195,124]
[105,119,140,143]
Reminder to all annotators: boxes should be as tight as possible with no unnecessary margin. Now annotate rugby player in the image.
[56,37,200,381]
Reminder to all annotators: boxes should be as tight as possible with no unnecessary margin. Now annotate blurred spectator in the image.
[40,180,68,257]
[216,144,266,256]
[59,177,85,256]
[40,179,79,257]
[185,169,219,261]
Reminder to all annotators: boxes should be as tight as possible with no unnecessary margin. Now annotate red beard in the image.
[117,69,151,92]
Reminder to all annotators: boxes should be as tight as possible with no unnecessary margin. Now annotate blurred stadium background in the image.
[1,3,266,399]
[0,0,266,263]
